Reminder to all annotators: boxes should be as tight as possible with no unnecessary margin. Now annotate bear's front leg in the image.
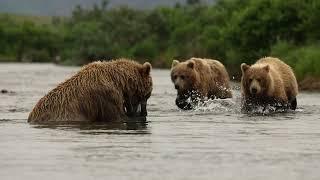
[176,96,192,110]
[125,100,135,117]
[125,99,145,117]
[289,97,297,110]
[175,91,201,110]
[131,102,142,117]
[241,98,252,113]
[140,99,148,117]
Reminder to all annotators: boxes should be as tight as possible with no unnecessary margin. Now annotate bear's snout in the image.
[251,87,258,94]
[249,79,261,95]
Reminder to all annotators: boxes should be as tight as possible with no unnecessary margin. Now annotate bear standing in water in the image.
[171,58,232,110]
[241,57,298,112]
[28,59,153,123]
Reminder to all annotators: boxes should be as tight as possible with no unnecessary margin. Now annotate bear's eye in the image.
[249,78,253,82]
[180,75,185,80]
[257,78,261,82]
[173,75,177,80]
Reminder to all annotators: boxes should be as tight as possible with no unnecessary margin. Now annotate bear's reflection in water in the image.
[31,116,149,133]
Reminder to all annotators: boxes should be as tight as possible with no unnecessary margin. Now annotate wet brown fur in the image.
[171,57,232,99]
[241,57,298,106]
[28,59,153,123]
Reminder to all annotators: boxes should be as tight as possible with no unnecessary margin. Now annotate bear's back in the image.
[192,58,230,82]
[256,57,298,97]
[190,57,232,98]
[190,58,226,73]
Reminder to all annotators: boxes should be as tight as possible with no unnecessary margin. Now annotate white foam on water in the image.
[244,103,303,115]
[193,98,237,113]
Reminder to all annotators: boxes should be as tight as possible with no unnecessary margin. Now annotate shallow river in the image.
[0,63,320,180]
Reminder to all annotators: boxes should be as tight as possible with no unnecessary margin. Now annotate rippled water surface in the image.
[0,63,320,180]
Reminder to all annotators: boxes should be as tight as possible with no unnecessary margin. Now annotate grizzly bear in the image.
[28,59,153,123]
[171,57,232,110]
[241,57,298,112]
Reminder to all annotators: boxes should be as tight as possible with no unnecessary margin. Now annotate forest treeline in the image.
[0,0,319,80]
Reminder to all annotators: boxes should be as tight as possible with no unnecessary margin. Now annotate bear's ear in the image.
[241,63,250,73]
[141,62,152,75]
[263,65,270,73]
[171,60,180,68]
[187,60,195,69]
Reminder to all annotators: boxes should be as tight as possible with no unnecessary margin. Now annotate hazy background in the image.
[0,0,319,90]
[0,0,214,16]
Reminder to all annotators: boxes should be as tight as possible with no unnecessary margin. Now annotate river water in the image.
[0,63,319,180]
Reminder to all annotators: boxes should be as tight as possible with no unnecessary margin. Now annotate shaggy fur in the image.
[28,59,153,123]
[171,57,232,109]
[241,57,298,111]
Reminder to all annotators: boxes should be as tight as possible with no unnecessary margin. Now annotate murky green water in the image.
[0,63,320,180]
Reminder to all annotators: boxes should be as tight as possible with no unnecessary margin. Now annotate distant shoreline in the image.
[298,77,320,92]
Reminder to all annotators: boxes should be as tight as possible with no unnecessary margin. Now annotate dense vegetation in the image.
[0,0,319,81]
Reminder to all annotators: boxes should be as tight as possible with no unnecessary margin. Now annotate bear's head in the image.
[127,62,153,117]
[171,59,198,95]
[241,63,272,97]
[139,62,153,100]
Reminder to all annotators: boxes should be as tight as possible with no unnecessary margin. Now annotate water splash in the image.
[192,98,238,113]
[242,102,300,115]
[175,87,240,113]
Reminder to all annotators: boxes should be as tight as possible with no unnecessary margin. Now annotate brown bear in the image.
[241,57,298,112]
[171,57,232,110]
[28,59,153,123]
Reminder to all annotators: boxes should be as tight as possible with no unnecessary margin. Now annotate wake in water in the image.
[193,98,238,113]
[176,94,240,114]
[177,94,302,115]
[240,100,304,115]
